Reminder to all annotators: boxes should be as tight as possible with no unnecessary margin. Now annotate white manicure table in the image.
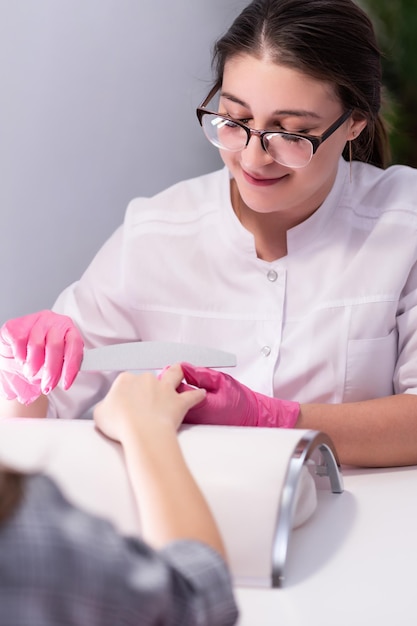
[0,416,416,625]
[235,463,417,625]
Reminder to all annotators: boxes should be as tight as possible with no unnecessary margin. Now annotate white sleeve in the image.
[47,223,141,419]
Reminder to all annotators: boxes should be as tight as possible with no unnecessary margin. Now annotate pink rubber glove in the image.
[180,363,300,428]
[0,310,84,405]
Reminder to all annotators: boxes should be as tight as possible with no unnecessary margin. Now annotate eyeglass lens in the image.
[201,113,313,168]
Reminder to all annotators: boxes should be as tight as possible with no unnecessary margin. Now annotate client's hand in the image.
[94,363,206,443]
[180,363,300,428]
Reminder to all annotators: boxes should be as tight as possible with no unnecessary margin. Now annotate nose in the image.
[241,131,274,169]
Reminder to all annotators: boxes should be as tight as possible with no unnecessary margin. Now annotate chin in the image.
[242,192,287,214]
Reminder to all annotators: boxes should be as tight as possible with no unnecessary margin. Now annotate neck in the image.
[231,181,290,261]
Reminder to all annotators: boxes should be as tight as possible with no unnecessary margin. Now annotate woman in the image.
[0,365,238,625]
[1,0,417,467]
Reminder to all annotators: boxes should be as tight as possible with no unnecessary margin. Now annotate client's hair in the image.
[0,466,25,523]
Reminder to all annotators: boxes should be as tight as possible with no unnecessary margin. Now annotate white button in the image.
[267,270,278,282]
[261,346,271,357]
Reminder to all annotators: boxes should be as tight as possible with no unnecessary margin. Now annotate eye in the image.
[221,118,242,129]
[280,134,305,144]
[267,129,305,143]
[220,111,251,126]
[278,125,310,135]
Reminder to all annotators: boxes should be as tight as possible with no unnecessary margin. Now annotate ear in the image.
[347,115,367,141]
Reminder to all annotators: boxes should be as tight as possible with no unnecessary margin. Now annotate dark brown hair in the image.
[0,467,25,524]
[212,0,390,168]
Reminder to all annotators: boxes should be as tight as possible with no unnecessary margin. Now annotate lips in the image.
[242,169,288,186]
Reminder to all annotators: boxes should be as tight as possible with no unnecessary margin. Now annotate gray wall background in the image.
[0,0,246,323]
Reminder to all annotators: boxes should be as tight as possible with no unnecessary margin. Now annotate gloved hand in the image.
[180,362,300,428]
[0,310,84,405]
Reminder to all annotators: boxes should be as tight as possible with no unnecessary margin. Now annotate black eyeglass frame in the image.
[196,83,353,165]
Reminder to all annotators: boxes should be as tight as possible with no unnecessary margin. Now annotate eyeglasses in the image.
[196,85,353,169]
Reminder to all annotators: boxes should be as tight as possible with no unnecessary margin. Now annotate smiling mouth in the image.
[242,169,288,186]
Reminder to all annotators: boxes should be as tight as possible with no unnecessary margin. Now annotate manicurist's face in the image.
[219,54,361,225]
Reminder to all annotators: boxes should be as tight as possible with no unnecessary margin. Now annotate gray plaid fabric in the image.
[0,474,238,625]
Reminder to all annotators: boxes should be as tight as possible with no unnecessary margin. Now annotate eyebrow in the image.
[220,92,322,120]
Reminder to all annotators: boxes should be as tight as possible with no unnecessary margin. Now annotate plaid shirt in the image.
[0,474,238,625]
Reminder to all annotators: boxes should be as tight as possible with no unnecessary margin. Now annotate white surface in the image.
[235,464,417,625]
[0,417,318,588]
[3,415,410,624]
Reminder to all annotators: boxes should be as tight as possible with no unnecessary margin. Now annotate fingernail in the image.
[41,375,52,395]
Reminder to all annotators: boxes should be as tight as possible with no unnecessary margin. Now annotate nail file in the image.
[80,341,237,372]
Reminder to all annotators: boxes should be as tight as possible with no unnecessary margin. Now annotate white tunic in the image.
[48,157,417,419]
